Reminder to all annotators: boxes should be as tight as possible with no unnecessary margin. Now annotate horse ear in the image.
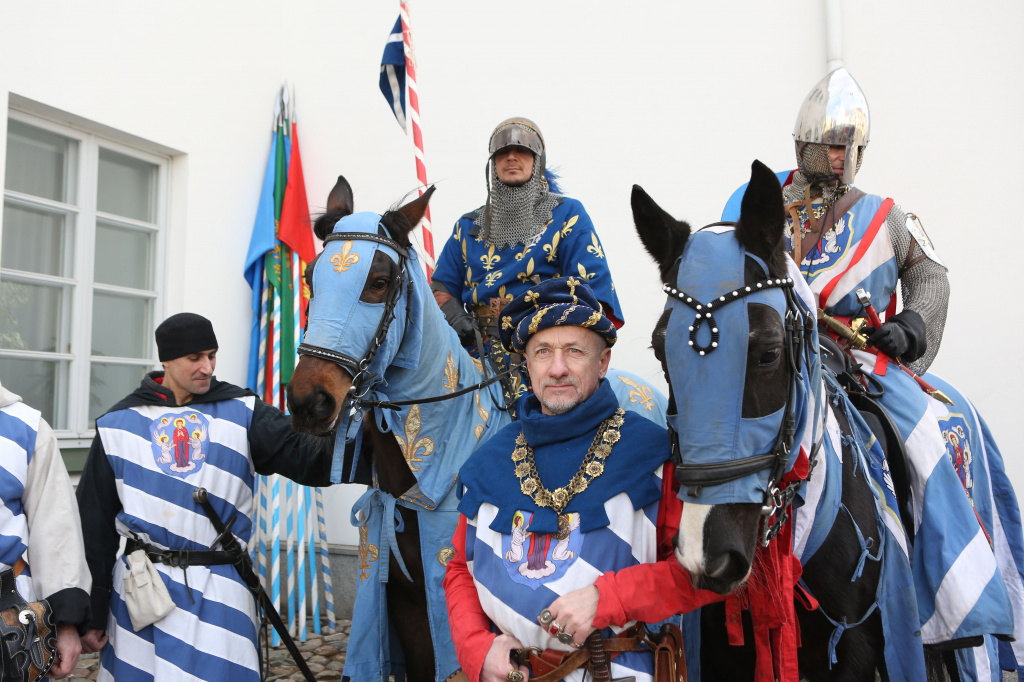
[392,185,436,239]
[314,175,355,241]
[631,185,692,281]
[737,160,787,276]
[326,175,354,215]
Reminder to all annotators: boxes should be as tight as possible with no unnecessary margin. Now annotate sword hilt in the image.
[817,309,869,350]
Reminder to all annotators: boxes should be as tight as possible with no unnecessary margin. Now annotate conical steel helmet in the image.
[793,67,870,185]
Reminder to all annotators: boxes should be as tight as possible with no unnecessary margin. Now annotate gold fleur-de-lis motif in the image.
[394,404,434,473]
[561,215,579,237]
[586,233,605,259]
[330,241,360,273]
[461,239,468,264]
[544,230,561,263]
[517,258,536,283]
[474,392,491,440]
[524,290,540,306]
[357,525,379,584]
[484,270,503,288]
[516,258,540,284]
[401,484,434,509]
[480,244,501,271]
[453,224,461,243]
[577,263,595,281]
[443,353,459,393]
[464,266,476,290]
[501,315,513,330]
[616,375,655,411]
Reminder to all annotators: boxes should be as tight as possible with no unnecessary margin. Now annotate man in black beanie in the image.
[75,312,332,682]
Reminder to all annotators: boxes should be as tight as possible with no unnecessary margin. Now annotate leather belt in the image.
[125,539,234,569]
[511,624,646,682]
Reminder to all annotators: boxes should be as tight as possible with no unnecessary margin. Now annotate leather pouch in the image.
[0,565,57,682]
[652,622,686,682]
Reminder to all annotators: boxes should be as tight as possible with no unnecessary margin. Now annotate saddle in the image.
[818,334,916,548]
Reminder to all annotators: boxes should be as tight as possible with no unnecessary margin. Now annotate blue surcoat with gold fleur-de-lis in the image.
[433,197,624,325]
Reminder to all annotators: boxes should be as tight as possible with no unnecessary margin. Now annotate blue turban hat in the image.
[498,276,617,354]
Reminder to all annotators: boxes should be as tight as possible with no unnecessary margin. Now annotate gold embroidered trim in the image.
[527,307,550,336]
[512,408,625,513]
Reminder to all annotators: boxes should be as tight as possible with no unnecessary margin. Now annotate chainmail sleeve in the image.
[887,204,949,373]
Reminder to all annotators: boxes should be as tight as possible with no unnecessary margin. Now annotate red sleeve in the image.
[443,515,496,682]
[593,462,724,628]
[656,461,681,561]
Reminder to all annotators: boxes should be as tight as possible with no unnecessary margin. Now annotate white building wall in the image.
[1,0,1020,546]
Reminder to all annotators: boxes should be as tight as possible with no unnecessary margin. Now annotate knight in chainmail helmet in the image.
[431,117,623,369]
[477,117,562,250]
[721,70,1010,654]
[725,68,948,374]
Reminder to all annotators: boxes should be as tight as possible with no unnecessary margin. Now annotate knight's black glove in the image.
[866,309,927,362]
[440,297,478,346]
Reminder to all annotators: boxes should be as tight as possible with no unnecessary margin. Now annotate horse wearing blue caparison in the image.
[724,166,1024,680]
[287,187,668,681]
[630,160,1024,681]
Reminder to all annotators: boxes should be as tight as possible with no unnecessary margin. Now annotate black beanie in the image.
[155,313,219,362]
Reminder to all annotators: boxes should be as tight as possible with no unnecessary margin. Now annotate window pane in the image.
[91,292,149,358]
[0,279,62,352]
[89,362,147,424]
[4,120,76,203]
[97,149,156,222]
[2,202,70,276]
[0,357,63,429]
[94,221,151,289]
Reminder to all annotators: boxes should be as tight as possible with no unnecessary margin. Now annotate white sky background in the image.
[1,0,1021,542]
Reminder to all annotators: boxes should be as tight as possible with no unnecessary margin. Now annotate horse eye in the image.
[758,348,782,366]
[370,276,390,292]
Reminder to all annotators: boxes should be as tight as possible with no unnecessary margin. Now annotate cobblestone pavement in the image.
[68,619,352,681]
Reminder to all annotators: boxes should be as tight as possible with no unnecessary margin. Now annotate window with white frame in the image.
[1,112,167,444]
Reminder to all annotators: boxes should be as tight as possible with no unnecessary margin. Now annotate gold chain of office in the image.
[512,408,626,513]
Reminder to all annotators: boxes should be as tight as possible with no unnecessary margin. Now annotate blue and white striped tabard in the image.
[0,400,40,601]
[458,382,672,682]
[464,488,663,682]
[94,396,260,682]
[789,192,1013,646]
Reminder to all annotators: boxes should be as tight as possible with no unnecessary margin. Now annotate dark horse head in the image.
[287,185,435,436]
[633,160,819,595]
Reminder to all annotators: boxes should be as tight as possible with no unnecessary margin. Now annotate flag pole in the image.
[399,0,435,280]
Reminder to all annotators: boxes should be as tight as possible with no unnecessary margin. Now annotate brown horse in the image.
[288,183,510,681]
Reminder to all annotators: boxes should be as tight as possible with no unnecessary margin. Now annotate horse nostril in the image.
[311,387,337,423]
[704,551,750,583]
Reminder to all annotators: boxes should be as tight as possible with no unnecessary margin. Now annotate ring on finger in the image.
[556,630,576,646]
[507,670,524,682]
[548,620,562,637]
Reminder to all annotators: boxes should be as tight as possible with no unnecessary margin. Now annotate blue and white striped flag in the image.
[380,16,407,131]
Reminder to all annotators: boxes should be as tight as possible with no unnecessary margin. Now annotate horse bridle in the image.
[297,229,412,415]
[296,227,522,419]
[663,237,817,546]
